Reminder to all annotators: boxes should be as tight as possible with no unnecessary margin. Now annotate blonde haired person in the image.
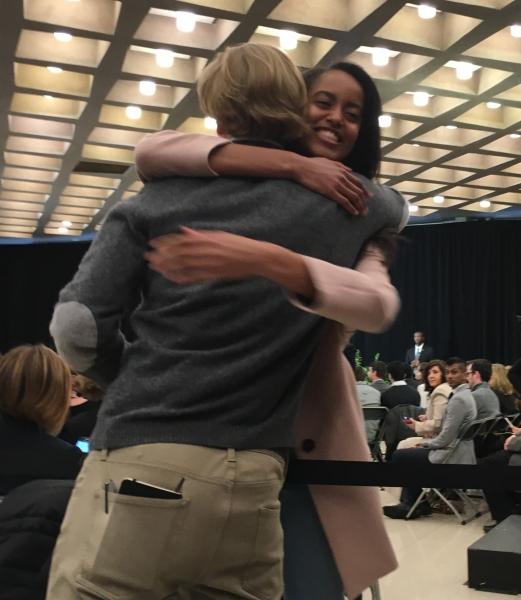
[0,344,84,495]
[48,43,405,600]
[490,363,517,415]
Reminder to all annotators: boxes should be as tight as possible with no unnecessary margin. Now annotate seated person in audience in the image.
[490,363,517,415]
[59,374,103,445]
[467,359,500,419]
[415,361,429,407]
[354,366,381,406]
[383,357,477,519]
[404,363,419,389]
[380,361,421,410]
[397,359,451,450]
[368,360,390,393]
[355,366,381,444]
[0,344,84,495]
[481,425,521,531]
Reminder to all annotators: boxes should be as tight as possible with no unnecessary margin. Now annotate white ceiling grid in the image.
[0,0,520,239]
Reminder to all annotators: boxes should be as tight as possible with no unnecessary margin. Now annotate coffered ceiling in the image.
[0,0,520,239]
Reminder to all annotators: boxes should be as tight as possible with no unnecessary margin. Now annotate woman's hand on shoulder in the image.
[291,156,370,216]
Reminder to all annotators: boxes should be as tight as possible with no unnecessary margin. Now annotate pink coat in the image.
[135,132,402,598]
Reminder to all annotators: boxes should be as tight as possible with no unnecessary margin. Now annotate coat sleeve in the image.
[286,244,400,333]
[422,398,464,450]
[49,201,148,387]
[415,389,449,435]
[135,130,229,181]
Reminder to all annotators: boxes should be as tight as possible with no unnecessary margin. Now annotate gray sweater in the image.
[51,175,405,450]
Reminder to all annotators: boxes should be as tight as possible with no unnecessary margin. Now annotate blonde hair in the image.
[491,363,514,396]
[0,344,71,435]
[197,43,308,142]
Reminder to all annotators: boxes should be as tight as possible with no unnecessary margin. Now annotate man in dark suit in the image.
[381,361,421,410]
[405,331,434,369]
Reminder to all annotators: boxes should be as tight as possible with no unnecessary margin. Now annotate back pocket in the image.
[242,504,284,600]
[80,490,189,596]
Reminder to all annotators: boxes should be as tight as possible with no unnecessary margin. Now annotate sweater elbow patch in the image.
[50,302,98,372]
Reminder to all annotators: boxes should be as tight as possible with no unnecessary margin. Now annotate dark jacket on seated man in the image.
[0,414,84,495]
[381,383,421,410]
[0,479,74,600]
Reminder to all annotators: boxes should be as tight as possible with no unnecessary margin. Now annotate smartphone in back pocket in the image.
[119,478,183,500]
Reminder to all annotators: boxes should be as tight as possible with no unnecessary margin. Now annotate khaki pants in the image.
[46,443,285,600]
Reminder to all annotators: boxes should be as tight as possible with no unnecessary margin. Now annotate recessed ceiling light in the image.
[53,31,72,42]
[409,204,419,213]
[455,61,474,80]
[204,116,217,130]
[511,25,521,38]
[510,133,521,139]
[378,114,392,128]
[176,11,196,32]
[155,49,174,68]
[433,195,445,204]
[413,91,430,107]
[479,200,491,209]
[372,47,390,66]
[125,105,142,120]
[47,66,63,74]
[61,220,72,227]
[43,94,53,100]
[486,101,501,109]
[58,226,68,234]
[417,4,437,19]
[446,125,458,129]
[139,80,156,96]
[279,30,298,51]
[412,143,420,147]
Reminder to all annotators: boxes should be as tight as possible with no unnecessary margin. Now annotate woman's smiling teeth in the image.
[316,128,340,144]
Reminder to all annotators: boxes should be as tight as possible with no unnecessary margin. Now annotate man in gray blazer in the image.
[467,359,501,419]
[383,357,477,519]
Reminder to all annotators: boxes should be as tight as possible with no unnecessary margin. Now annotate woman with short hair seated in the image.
[0,344,85,495]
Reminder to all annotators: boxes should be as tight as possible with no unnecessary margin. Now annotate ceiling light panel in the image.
[14,64,93,97]
[122,47,205,84]
[3,152,62,171]
[10,93,87,120]
[135,10,240,51]
[98,105,167,130]
[16,30,110,69]
[106,80,190,110]
[376,6,481,50]
[87,127,148,148]
[6,135,70,156]
[463,26,521,63]
[8,115,75,140]
[23,0,122,35]
[251,27,334,68]
[268,0,389,32]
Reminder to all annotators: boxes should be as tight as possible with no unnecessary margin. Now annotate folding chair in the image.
[405,419,488,525]
[362,405,388,462]
[473,415,503,458]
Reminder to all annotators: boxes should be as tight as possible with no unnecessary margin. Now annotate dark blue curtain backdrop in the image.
[352,220,521,365]
[1,220,520,363]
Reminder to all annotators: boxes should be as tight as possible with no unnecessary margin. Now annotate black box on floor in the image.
[468,515,521,593]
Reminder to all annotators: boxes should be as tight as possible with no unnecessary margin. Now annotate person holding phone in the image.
[48,44,405,600]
